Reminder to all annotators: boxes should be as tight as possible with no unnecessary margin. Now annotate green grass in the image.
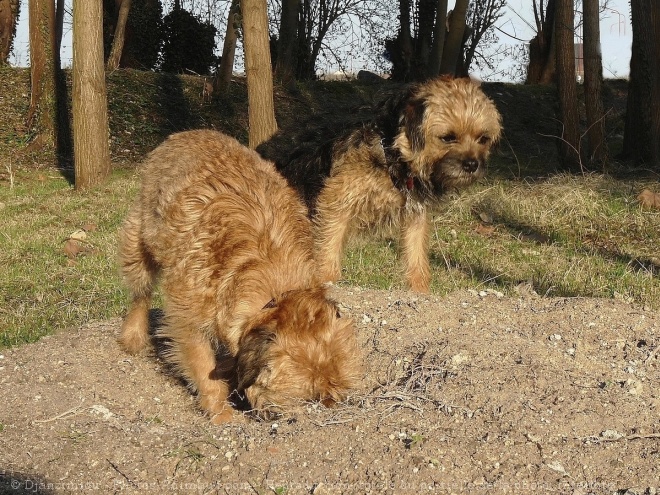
[0,168,140,347]
[0,68,657,348]
[1,167,658,349]
[340,173,660,304]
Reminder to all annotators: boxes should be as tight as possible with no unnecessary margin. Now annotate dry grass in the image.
[0,68,658,348]
[342,173,660,305]
[1,161,658,350]
[0,168,143,347]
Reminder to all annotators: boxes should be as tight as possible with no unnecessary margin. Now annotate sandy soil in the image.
[1,285,658,494]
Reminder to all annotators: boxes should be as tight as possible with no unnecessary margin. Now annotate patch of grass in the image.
[0,67,657,348]
[340,174,660,306]
[2,164,658,350]
[144,415,163,425]
[342,238,401,289]
[0,168,139,347]
[3,164,657,349]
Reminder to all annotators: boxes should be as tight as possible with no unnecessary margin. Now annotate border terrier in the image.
[118,130,361,423]
[275,76,502,293]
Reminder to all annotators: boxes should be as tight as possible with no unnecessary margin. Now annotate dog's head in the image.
[393,76,502,195]
[235,287,361,417]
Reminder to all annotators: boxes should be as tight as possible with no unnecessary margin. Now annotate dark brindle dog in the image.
[273,76,502,293]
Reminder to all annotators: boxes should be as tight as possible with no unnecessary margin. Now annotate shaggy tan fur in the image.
[118,130,361,423]
[276,76,502,293]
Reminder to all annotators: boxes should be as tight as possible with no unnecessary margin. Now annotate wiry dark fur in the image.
[264,87,424,211]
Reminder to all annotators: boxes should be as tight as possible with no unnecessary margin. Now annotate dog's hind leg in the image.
[118,207,158,354]
[401,209,431,293]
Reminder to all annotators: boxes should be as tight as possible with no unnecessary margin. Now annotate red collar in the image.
[406,176,414,190]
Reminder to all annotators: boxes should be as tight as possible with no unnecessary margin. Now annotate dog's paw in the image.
[210,409,236,424]
[118,304,150,354]
[200,395,238,424]
[117,328,149,354]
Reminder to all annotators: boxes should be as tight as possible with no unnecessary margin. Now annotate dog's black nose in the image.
[462,158,480,173]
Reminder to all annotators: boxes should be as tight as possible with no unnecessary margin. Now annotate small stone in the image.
[600,430,623,440]
[546,460,568,476]
[450,351,470,367]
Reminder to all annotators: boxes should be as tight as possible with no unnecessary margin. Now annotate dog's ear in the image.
[236,325,276,391]
[402,96,427,152]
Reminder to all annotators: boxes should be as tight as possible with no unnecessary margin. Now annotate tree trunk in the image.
[106,0,132,70]
[653,2,660,168]
[554,0,581,171]
[427,0,448,78]
[241,0,277,148]
[55,0,64,53]
[438,0,468,76]
[392,0,413,81]
[26,0,58,153]
[414,0,436,78]
[274,0,299,84]
[538,20,557,84]
[72,0,111,190]
[0,0,19,64]
[526,0,556,84]
[622,0,660,167]
[215,0,240,94]
[582,0,607,167]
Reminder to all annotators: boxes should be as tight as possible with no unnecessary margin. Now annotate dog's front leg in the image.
[313,182,353,283]
[169,332,236,424]
[401,209,431,293]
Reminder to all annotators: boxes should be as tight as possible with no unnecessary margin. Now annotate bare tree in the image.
[460,0,507,76]
[427,0,448,77]
[55,0,64,52]
[582,0,607,167]
[390,0,414,81]
[527,0,557,84]
[72,0,111,189]
[214,0,240,94]
[438,0,468,75]
[622,0,660,167]
[106,0,132,70]
[274,0,299,84]
[415,0,437,75]
[241,0,277,148]
[555,0,580,171]
[295,0,368,80]
[0,0,20,64]
[26,0,58,153]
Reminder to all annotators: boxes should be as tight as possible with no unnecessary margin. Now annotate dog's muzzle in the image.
[429,155,485,195]
[462,158,480,174]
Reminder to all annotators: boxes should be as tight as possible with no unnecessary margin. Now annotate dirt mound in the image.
[1,286,658,494]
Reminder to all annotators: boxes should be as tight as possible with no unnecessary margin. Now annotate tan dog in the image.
[275,76,502,292]
[118,130,361,423]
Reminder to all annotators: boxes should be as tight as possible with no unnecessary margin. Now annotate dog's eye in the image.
[335,309,341,318]
[478,135,491,145]
[440,133,457,143]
